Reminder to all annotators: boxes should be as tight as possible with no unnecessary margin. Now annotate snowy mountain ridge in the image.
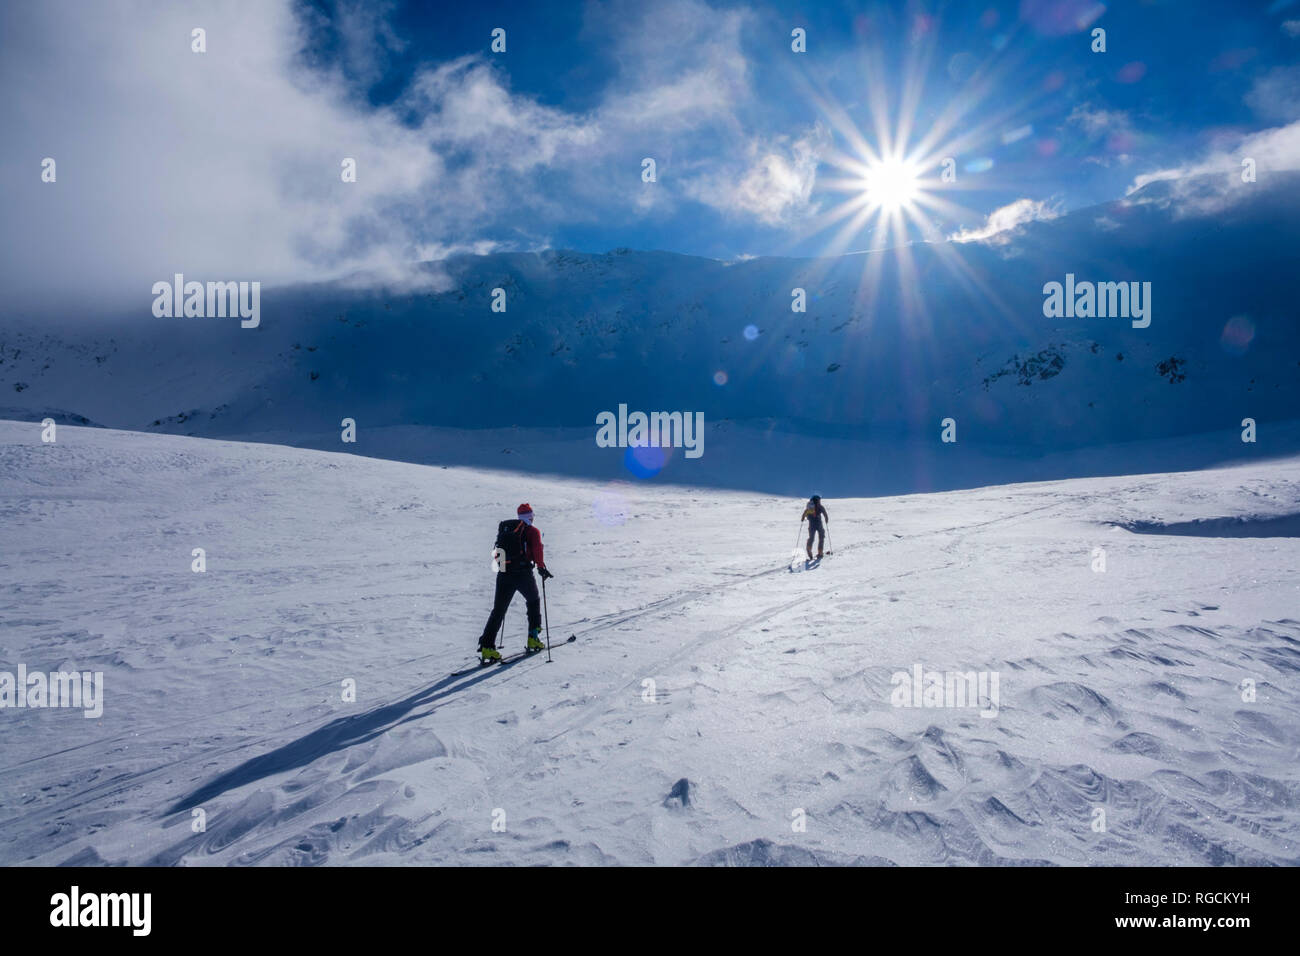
[1,173,1298,493]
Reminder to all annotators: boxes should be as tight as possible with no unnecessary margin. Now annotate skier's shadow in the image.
[166,663,509,816]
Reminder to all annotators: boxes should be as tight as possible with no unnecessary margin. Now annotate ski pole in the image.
[793,520,804,551]
[542,577,552,663]
[826,526,833,555]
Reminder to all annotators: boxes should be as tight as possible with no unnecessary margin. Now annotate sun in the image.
[863,158,921,212]
[785,13,1044,356]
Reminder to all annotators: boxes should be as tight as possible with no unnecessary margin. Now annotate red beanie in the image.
[517,503,533,515]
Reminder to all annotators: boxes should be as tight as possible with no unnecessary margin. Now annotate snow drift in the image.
[1,421,1297,865]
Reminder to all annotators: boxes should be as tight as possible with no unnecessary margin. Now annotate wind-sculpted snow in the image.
[0,421,1297,865]
[1120,513,1300,538]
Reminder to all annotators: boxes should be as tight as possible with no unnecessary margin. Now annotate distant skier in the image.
[478,503,553,663]
[801,495,828,560]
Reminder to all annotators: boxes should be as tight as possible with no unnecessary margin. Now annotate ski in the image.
[452,634,576,677]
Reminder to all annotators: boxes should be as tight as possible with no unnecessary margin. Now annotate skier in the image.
[478,503,553,663]
[801,494,829,561]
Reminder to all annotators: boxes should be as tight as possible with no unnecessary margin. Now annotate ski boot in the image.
[526,628,546,653]
[479,644,502,665]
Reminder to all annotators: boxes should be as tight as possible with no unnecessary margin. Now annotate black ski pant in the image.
[479,569,541,647]
[806,522,824,555]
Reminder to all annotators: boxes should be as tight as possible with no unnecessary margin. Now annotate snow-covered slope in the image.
[2,421,1297,865]
[2,173,1298,494]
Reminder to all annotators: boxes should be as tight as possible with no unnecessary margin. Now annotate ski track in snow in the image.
[1,421,1298,866]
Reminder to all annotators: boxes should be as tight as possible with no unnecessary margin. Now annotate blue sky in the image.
[293,0,1300,258]
[2,0,1298,309]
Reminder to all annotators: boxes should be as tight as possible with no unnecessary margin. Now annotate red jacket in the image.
[523,523,546,570]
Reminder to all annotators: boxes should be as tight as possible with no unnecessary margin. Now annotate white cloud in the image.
[0,1,453,310]
[0,0,785,312]
[949,198,1061,243]
[590,0,751,133]
[681,131,825,225]
[1068,105,1132,138]
[304,0,408,87]
[1125,120,1300,215]
[1282,19,1300,37]
[409,58,597,164]
[1244,66,1300,122]
[1123,66,1300,217]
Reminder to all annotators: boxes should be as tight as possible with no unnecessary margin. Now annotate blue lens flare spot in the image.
[624,444,668,478]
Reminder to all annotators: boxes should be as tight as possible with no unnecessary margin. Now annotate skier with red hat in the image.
[477,503,553,663]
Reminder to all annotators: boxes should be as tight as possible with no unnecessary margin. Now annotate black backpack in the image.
[495,519,529,568]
